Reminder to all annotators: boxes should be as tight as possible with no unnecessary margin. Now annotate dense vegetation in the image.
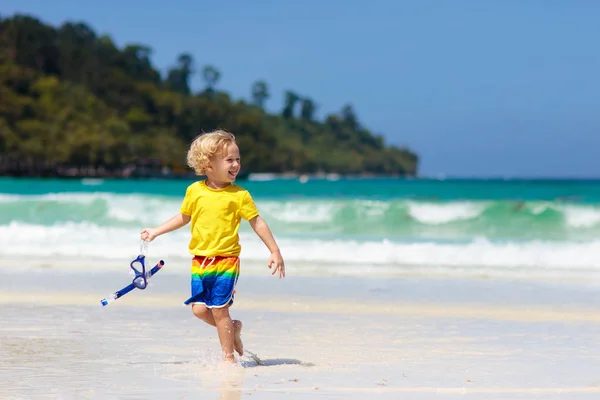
[0,14,419,177]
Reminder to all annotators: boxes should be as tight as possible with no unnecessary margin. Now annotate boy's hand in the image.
[268,251,285,279]
[140,228,159,242]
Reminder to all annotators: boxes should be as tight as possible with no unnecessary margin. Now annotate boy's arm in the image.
[141,213,191,241]
[249,215,285,278]
[248,215,280,254]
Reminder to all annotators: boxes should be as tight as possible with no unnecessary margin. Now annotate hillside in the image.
[0,14,419,178]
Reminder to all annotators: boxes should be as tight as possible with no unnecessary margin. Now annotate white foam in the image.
[407,201,485,225]
[259,201,336,223]
[0,221,190,260]
[264,236,600,271]
[105,195,181,225]
[2,222,600,277]
[562,205,600,228]
[259,199,393,225]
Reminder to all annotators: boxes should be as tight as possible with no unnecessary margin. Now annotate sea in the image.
[2,176,600,281]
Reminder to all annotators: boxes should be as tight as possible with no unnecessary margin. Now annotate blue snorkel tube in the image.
[100,240,165,307]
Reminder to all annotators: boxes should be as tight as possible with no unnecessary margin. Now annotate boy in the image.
[140,130,285,365]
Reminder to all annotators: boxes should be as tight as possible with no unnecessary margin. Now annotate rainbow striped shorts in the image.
[183,255,240,308]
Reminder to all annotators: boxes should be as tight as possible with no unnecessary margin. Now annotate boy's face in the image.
[208,143,241,184]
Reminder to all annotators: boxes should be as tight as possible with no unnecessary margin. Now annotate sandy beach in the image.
[2,262,600,400]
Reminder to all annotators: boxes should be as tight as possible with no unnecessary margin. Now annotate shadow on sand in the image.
[241,358,315,368]
[127,358,314,368]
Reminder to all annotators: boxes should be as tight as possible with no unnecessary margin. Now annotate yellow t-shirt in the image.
[179,180,259,257]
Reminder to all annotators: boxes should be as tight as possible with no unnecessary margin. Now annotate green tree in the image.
[251,80,269,108]
[300,98,316,121]
[202,65,220,95]
[166,53,194,95]
[282,91,300,119]
[341,104,358,130]
[0,14,419,177]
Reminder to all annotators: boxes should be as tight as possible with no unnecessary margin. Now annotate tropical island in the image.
[0,14,419,179]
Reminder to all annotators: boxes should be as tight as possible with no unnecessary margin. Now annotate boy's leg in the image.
[233,320,243,356]
[192,303,216,326]
[211,306,244,361]
[192,304,243,356]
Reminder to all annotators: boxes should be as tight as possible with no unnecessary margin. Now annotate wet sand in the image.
[2,266,600,399]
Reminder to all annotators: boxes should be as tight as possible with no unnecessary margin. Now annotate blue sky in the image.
[4,0,600,178]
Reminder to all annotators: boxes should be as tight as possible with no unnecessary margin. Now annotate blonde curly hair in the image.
[186,130,236,175]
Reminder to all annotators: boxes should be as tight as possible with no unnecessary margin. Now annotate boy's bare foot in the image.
[233,320,243,356]
[219,353,237,369]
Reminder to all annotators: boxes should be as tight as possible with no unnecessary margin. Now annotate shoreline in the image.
[3,254,600,286]
[4,170,600,182]
[0,170,412,181]
[3,254,600,288]
[0,160,413,181]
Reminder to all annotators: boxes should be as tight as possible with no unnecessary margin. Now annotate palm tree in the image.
[300,98,316,121]
[202,65,221,95]
[282,90,300,119]
[251,80,270,108]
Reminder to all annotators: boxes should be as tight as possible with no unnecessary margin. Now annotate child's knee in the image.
[192,304,210,320]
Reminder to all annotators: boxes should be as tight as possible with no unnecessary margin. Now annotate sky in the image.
[4,0,600,178]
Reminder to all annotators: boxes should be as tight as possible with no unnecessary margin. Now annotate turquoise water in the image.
[3,177,600,201]
[1,177,600,278]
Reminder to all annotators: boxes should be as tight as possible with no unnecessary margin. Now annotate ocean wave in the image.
[2,193,600,241]
[1,222,600,279]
